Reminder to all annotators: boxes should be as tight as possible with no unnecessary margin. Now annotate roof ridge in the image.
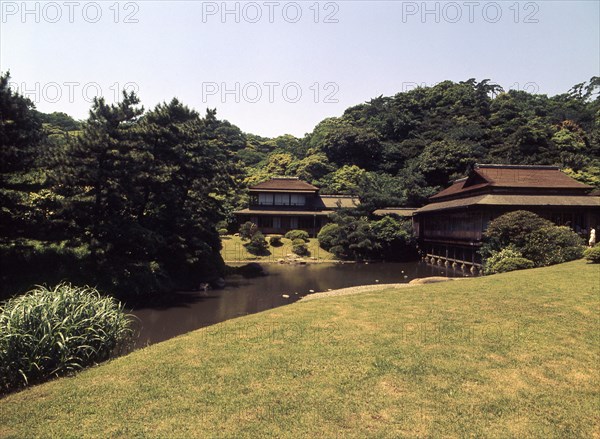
[320,194,357,198]
[475,163,560,170]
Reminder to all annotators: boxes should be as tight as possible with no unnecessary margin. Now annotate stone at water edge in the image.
[309,289,315,293]
[282,294,290,298]
[211,277,226,288]
[408,276,453,285]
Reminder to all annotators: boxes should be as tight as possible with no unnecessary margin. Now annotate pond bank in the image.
[300,277,464,301]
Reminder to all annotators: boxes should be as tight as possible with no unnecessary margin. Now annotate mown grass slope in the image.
[1,260,598,438]
[221,235,334,262]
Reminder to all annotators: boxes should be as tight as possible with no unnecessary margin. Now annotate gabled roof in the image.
[416,194,600,214]
[430,164,592,200]
[249,177,319,192]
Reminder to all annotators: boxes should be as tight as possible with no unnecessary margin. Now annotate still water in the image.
[131,261,464,349]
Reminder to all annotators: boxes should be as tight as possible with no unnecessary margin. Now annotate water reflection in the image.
[131,261,464,349]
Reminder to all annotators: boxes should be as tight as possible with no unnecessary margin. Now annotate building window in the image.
[290,194,305,206]
[273,217,281,229]
[290,217,299,229]
[299,217,314,229]
[258,216,273,228]
[274,194,289,206]
[258,193,274,205]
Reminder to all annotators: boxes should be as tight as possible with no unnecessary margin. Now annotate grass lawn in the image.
[1,260,599,438]
[221,235,335,262]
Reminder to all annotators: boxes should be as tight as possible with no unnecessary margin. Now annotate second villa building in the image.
[234,177,358,237]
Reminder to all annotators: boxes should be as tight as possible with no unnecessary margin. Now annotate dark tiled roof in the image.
[233,208,331,216]
[430,180,489,199]
[431,164,591,200]
[416,194,600,214]
[249,177,319,192]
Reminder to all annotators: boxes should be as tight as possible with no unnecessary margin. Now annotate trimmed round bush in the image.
[317,223,340,251]
[482,211,552,256]
[523,226,584,266]
[292,238,306,247]
[244,231,269,255]
[285,230,310,242]
[482,211,585,268]
[0,283,134,392]
[493,257,535,273]
[292,243,309,256]
[583,246,600,263]
[218,228,228,236]
[269,235,283,247]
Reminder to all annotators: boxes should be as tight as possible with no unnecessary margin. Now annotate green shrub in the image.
[269,235,283,247]
[292,243,309,256]
[239,221,258,241]
[317,223,340,251]
[244,232,269,255]
[522,226,584,266]
[484,247,524,275]
[291,238,306,246]
[316,213,374,260]
[583,246,600,263]
[285,230,310,242]
[218,228,228,236]
[481,210,553,258]
[482,211,584,267]
[0,283,134,393]
[493,257,535,273]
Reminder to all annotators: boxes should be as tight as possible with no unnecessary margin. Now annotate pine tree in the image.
[0,72,44,241]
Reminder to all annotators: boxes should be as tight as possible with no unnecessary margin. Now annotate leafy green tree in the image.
[414,140,477,188]
[307,118,382,170]
[317,212,374,260]
[294,153,334,183]
[357,172,407,213]
[370,215,416,260]
[318,165,365,194]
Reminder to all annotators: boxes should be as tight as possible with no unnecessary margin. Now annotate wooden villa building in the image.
[413,164,600,271]
[234,177,358,237]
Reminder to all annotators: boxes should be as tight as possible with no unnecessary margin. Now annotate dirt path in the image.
[299,277,467,301]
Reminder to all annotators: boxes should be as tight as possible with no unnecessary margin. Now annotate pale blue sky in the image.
[1,1,599,137]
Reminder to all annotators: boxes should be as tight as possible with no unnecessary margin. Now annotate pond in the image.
[131,261,468,349]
